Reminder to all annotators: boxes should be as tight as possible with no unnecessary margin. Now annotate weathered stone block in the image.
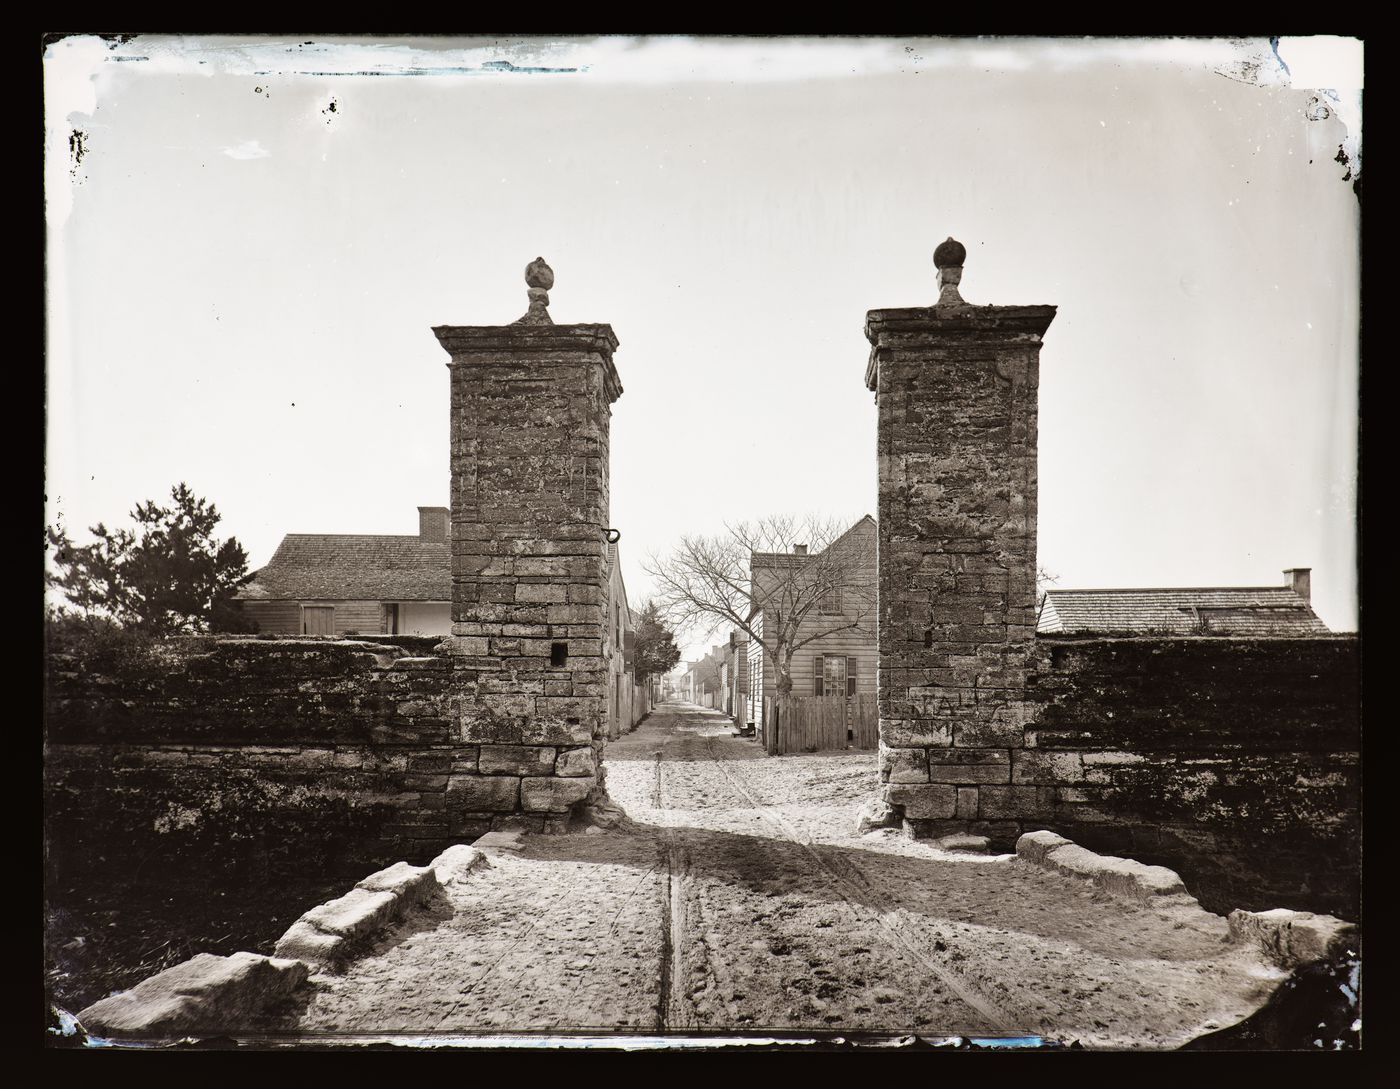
[855,796,902,833]
[880,719,953,747]
[928,748,1011,784]
[478,745,557,776]
[515,583,571,603]
[1038,843,1190,905]
[520,775,594,813]
[952,717,1027,748]
[459,713,592,747]
[1011,750,1085,784]
[446,773,519,812]
[402,773,449,791]
[555,746,597,777]
[477,694,535,719]
[955,786,978,819]
[977,784,1050,819]
[878,744,929,783]
[76,952,308,1038]
[355,861,440,906]
[1014,829,1072,863]
[885,783,957,819]
[534,696,602,724]
[301,887,400,940]
[271,921,342,964]
[428,844,490,885]
[1227,908,1357,968]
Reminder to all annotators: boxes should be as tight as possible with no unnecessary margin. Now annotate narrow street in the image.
[263,703,1284,1048]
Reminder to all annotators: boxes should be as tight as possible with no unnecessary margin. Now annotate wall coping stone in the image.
[428,844,490,885]
[1016,830,1194,906]
[1227,908,1358,969]
[75,952,308,1039]
[275,859,448,966]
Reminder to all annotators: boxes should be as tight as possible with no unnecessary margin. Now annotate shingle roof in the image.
[751,515,875,568]
[1037,587,1330,636]
[238,535,450,602]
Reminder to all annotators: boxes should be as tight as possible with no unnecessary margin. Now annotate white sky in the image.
[45,36,1362,660]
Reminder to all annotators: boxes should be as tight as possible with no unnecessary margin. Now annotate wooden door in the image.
[303,606,335,636]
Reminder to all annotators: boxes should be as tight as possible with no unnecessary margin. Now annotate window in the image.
[383,603,399,635]
[819,587,842,615]
[815,654,856,696]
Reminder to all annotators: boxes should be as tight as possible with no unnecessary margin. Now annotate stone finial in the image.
[933,236,967,307]
[514,257,555,325]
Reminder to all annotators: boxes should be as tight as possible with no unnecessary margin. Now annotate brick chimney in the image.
[1284,567,1312,601]
[793,544,808,555]
[418,506,449,542]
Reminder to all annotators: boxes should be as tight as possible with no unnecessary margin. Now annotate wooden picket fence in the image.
[851,693,879,749]
[762,694,878,755]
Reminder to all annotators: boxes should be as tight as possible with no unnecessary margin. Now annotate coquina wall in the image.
[44,635,603,879]
[882,633,1359,916]
[1024,634,1359,917]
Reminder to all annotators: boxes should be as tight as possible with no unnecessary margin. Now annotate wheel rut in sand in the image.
[655,751,700,1032]
[696,733,1026,1035]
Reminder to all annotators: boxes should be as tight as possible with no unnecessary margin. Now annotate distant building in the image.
[1037,568,1329,635]
[605,542,643,738]
[237,506,452,637]
[239,507,646,740]
[747,515,877,733]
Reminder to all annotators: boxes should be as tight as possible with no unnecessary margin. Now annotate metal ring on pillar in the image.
[604,528,622,544]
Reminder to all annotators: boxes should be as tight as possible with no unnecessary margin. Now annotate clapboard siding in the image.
[236,600,389,636]
[332,601,387,636]
[760,620,877,697]
[239,600,301,634]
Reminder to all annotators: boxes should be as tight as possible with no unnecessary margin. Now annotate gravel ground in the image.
[261,702,1287,1048]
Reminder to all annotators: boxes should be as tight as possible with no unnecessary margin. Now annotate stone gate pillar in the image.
[865,239,1056,844]
[433,258,622,833]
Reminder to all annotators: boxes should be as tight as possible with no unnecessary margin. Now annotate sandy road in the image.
[624,713,1015,1036]
[262,702,1285,1047]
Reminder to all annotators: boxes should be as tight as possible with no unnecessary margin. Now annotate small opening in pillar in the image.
[923,629,934,648]
[550,642,569,667]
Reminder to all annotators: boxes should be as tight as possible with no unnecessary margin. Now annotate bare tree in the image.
[1035,564,1060,621]
[645,514,876,697]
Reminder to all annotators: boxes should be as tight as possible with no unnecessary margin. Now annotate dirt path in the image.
[264,703,1286,1047]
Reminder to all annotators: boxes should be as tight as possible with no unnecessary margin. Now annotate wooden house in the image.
[1037,568,1330,635]
[746,515,877,732]
[236,506,452,637]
